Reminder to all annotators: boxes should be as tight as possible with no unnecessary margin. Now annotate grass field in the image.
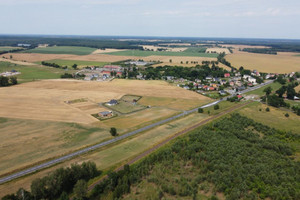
[0,117,109,176]
[103,50,218,58]
[0,61,66,82]
[237,102,300,133]
[39,59,108,68]
[226,51,300,73]
[24,46,97,55]
[183,47,206,53]
[245,81,282,96]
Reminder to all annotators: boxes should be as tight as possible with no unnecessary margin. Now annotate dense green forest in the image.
[3,114,300,200]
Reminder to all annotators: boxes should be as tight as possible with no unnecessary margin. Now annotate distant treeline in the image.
[0,48,25,55]
[242,48,277,55]
[0,36,143,50]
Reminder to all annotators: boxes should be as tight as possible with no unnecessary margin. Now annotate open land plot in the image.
[226,51,300,73]
[91,48,128,54]
[0,46,23,52]
[62,54,139,62]
[0,117,109,177]
[23,46,97,55]
[206,47,231,54]
[237,102,300,133]
[103,50,218,57]
[0,61,67,83]
[0,79,209,124]
[245,81,282,96]
[145,55,216,66]
[2,53,76,62]
[159,43,191,46]
[38,59,108,68]
[295,85,300,92]
[0,112,211,197]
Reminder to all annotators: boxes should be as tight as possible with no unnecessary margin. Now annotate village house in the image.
[98,111,113,118]
[224,73,230,78]
[107,99,118,106]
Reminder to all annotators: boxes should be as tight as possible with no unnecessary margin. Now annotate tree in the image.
[214,104,220,110]
[73,180,88,200]
[169,59,172,63]
[72,64,78,70]
[266,107,270,112]
[9,76,18,85]
[286,85,296,100]
[198,108,203,113]
[263,86,272,96]
[0,76,9,87]
[285,113,289,117]
[276,86,286,97]
[110,127,117,136]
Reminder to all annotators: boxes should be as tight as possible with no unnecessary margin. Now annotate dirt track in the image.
[88,101,251,190]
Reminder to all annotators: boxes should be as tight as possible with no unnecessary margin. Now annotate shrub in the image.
[198,108,203,113]
[110,127,117,136]
[285,113,289,117]
[266,107,270,112]
[214,104,220,110]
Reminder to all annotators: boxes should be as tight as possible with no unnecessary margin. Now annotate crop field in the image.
[221,44,270,49]
[91,48,128,54]
[0,79,209,124]
[0,117,109,176]
[23,46,97,55]
[103,50,218,57]
[237,102,300,133]
[144,55,217,66]
[39,59,108,68]
[3,53,75,62]
[226,51,300,73]
[0,61,66,82]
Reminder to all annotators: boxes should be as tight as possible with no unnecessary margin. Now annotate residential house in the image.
[98,111,113,118]
[107,99,118,106]
[224,73,230,78]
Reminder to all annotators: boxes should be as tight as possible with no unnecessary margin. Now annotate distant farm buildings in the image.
[107,99,118,106]
[98,111,113,118]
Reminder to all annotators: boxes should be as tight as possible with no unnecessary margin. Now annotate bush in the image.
[285,113,289,117]
[198,108,203,113]
[266,107,270,112]
[214,104,220,110]
[110,127,117,136]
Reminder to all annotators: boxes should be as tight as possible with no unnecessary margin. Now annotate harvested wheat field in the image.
[3,53,76,62]
[0,79,209,124]
[226,51,300,73]
[295,85,300,92]
[206,47,231,54]
[63,54,139,62]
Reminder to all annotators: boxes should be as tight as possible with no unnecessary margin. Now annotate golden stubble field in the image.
[0,79,208,124]
[0,79,210,179]
[226,51,300,73]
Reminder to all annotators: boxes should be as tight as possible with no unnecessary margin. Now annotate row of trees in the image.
[3,162,100,200]
[41,61,67,69]
[0,76,17,87]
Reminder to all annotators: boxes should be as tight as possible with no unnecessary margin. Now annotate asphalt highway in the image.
[0,80,274,185]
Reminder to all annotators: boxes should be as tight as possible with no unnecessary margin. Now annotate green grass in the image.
[237,101,300,133]
[183,47,207,53]
[285,99,300,108]
[245,81,282,96]
[0,61,68,83]
[103,50,218,58]
[23,46,97,55]
[38,59,108,68]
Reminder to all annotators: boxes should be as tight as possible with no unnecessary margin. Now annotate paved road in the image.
[0,80,274,185]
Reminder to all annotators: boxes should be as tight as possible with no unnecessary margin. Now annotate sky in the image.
[1,0,300,39]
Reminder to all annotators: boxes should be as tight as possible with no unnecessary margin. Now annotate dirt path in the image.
[88,102,251,190]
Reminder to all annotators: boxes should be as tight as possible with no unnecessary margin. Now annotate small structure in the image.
[224,73,230,78]
[219,90,227,95]
[98,111,113,118]
[107,99,118,106]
